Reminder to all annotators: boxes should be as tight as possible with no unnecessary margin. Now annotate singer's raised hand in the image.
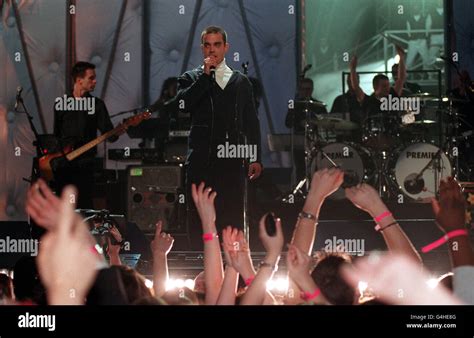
[204,56,218,75]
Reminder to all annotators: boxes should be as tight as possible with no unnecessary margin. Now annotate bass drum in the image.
[311,142,375,200]
[390,143,452,202]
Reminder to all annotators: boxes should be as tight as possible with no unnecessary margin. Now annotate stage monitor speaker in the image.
[126,165,186,233]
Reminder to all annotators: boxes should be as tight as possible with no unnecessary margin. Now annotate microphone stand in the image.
[234,83,250,242]
[16,94,46,183]
[240,62,250,241]
[290,72,304,194]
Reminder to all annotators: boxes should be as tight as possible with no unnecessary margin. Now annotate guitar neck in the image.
[65,127,120,161]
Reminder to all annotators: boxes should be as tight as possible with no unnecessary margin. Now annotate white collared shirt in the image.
[202,58,233,90]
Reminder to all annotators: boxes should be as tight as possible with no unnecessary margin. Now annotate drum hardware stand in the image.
[290,110,297,189]
[284,102,312,201]
[375,149,393,199]
[283,112,338,201]
[446,99,462,180]
[304,107,314,192]
[403,148,443,196]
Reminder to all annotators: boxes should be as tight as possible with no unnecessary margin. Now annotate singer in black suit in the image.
[174,26,262,239]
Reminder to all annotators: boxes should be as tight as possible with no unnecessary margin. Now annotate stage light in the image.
[165,279,174,291]
[145,278,153,289]
[166,277,193,291]
[358,281,368,295]
[266,277,289,292]
[426,278,439,289]
[184,279,195,290]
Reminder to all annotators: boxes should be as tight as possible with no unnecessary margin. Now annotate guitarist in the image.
[53,61,118,208]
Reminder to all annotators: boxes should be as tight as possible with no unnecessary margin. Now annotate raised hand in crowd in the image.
[191,183,224,304]
[151,220,175,298]
[240,214,283,305]
[287,168,343,304]
[341,252,463,305]
[430,177,474,268]
[217,226,240,305]
[293,168,344,255]
[432,177,467,233]
[192,182,217,232]
[222,228,254,277]
[26,178,81,231]
[37,186,101,305]
[106,226,123,266]
[286,244,323,304]
[345,183,421,263]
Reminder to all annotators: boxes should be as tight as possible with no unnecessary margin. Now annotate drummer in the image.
[349,46,407,137]
[285,77,327,182]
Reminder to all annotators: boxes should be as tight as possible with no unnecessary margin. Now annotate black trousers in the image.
[186,158,245,248]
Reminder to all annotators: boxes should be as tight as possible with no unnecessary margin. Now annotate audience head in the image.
[311,251,355,305]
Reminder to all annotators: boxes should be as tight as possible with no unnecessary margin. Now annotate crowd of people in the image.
[0,169,472,306]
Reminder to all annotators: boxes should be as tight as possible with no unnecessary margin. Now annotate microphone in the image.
[210,66,216,81]
[242,61,249,75]
[14,86,23,110]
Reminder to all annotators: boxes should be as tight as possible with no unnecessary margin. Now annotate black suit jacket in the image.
[174,67,261,166]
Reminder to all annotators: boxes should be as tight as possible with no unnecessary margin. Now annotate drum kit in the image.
[291,95,472,202]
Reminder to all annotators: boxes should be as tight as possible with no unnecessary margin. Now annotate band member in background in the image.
[285,77,327,182]
[53,61,118,208]
[285,78,327,133]
[174,26,262,239]
[349,47,406,149]
[350,46,406,118]
[150,77,181,129]
[331,74,364,142]
[134,77,180,151]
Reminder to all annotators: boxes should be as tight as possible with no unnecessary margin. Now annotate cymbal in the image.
[408,92,437,98]
[366,114,399,120]
[423,96,470,104]
[307,116,359,130]
[410,119,437,125]
[293,100,326,112]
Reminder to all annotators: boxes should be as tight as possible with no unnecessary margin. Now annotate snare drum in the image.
[389,142,452,202]
[311,142,375,199]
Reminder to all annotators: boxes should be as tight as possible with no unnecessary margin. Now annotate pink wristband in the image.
[421,229,469,253]
[301,288,321,301]
[374,211,392,223]
[244,276,255,286]
[202,232,217,242]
